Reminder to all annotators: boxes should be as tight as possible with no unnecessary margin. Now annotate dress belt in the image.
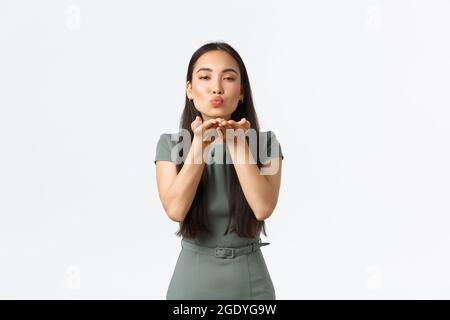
[181,239,270,259]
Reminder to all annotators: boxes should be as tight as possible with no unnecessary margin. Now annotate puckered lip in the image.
[210,96,224,103]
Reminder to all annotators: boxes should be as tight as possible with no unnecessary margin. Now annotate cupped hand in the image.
[190,116,226,147]
[216,117,251,142]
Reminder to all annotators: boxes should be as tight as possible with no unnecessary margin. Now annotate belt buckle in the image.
[215,247,235,259]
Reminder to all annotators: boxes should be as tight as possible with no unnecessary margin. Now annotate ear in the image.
[186,81,192,100]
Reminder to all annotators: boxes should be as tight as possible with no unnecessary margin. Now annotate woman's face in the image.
[186,50,244,121]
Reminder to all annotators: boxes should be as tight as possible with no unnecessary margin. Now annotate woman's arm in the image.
[156,118,220,222]
[228,139,282,221]
[156,140,206,222]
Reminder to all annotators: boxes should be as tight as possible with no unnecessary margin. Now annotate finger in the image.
[241,119,249,128]
[223,121,232,129]
[218,120,227,130]
[216,118,227,127]
[216,119,225,131]
[239,118,250,130]
[191,116,202,130]
[243,118,250,129]
[202,118,219,130]
[228,120,240,130]
[216,126,224,138]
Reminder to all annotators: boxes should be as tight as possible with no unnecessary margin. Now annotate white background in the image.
[1,0,449,299]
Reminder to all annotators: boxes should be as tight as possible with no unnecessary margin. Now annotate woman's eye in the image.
[199,76,234,80]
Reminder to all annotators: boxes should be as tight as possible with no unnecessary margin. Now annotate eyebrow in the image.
[196,67,238,74]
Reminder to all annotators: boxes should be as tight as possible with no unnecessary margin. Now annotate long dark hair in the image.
[175,41,267,239]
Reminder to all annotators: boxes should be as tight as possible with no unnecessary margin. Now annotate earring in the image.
[239,98,244,104]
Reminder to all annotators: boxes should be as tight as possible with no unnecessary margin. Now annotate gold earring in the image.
[239,98,244,104]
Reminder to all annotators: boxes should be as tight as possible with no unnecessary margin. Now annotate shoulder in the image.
[155,132,181,164]
[156,132,180,145]
[156,132,183,153]
[157,132,176,140]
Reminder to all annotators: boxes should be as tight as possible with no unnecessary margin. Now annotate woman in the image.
[154,41,284,300]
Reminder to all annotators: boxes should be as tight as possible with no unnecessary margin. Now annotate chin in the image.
[208,108,227,114]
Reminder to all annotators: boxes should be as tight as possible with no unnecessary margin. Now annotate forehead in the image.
[194,50,240,73]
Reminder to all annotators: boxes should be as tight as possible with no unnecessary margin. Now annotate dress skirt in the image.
[166,240,276,300]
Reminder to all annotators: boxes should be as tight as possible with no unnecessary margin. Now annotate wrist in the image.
[186,138,206,165]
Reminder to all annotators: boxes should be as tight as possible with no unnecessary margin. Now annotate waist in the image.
[181,238,270,259]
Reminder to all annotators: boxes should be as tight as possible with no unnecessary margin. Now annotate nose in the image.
[212,80,223,95]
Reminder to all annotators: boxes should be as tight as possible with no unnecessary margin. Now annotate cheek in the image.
[228,84,242,97]
[226,82,241,96]
[192,83,209,96]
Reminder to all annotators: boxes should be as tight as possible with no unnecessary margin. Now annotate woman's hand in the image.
[217,117,251,143]
[189,116,227,163]
[189,115,250,153]
[214,118,251,163]
[190,116,225,145]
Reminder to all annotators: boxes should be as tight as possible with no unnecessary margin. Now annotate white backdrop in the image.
[1,0,449,299]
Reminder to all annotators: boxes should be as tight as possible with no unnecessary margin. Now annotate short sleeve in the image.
[260,130,284,163]
[154,133,176,164]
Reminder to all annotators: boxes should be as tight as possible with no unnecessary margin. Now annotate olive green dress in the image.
[154,131,284,300]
